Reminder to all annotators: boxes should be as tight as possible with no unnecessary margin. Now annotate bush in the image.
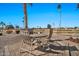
[6,30,13,34]
[0,32,3,36]
[15,30,20,34]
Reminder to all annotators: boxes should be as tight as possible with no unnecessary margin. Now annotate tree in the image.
[0,21,6,31]
[47,24,51,28]
[5,24,14,29]
[47,24,53,40]
[74,27,78,29]
[16,25,20,29]
[57,4,62,29]
[23,3,32,54]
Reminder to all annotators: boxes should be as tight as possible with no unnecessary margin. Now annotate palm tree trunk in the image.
[57,4,61,34]
[59,10,61,29]
[2,25,3,32]
[24,3,28,30]
[48,28,53,40]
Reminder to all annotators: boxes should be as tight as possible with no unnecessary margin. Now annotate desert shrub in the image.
[0,32,3,36]
[15,30,20,34]
[6,30,13,34]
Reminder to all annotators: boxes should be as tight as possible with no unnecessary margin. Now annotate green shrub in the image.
[15,30,20,34]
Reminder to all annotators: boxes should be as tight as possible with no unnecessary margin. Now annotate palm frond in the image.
[77,3,79,9]
[30,3,32,7]
[0,21,5,25]
[57,4,61,11]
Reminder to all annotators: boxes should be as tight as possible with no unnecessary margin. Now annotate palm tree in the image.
[0,21,6,31]
[47,24,53,40]
[57,4,61,34]
[23,3,32,55]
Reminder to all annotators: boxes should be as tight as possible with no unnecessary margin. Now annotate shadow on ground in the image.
[35,44,78,53]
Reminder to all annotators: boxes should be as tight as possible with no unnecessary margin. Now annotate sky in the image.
[0,3,79,28]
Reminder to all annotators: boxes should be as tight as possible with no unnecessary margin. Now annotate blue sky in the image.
[0,3,79,28]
